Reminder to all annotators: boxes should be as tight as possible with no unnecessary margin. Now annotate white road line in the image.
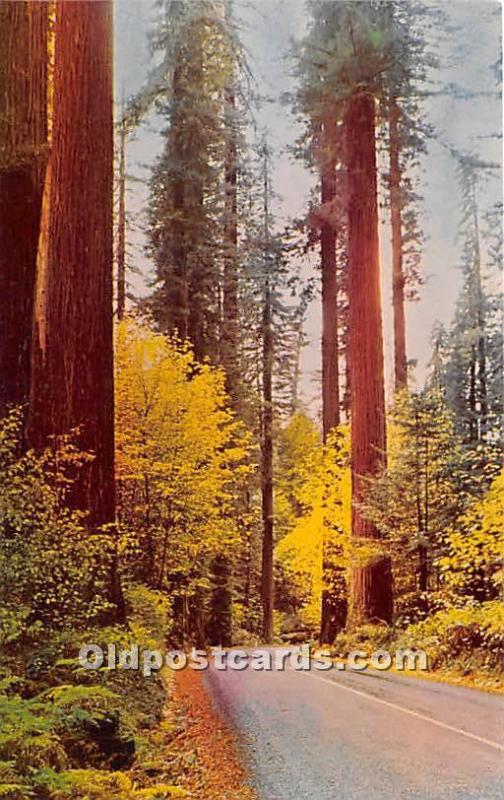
[290,668,504,753]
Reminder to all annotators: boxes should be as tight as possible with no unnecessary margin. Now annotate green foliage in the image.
[0,584,177,798]
[436,157,503,445]
[0,410,114,651]
[0,416,180,796]
[30,766,187,799]
[125,585,173,647]
[141,1,240,359]
[331,623,393,657]
[363,389,467,622]
[397,602,504,672]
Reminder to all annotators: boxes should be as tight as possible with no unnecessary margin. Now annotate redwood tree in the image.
[0,1,47,418]
[28,2,118,544]
[345,92,393,626]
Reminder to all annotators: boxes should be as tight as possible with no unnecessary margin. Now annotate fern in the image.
[0,783,31,799]
[44,684,118,708]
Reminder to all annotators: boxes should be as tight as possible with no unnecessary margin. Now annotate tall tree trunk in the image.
[27,1,124,620]
[221,6,239,402]
[170,55,190,343]
[468,345,477,442]
[185,37,206,362]
[261,271,274,642]
[471,183,487,438]
[207,1,237,647]
[0,1,47,418]
[116,108,126,321]
[321,169,340,437]
[207,553,233,647]
[261,154,274,643]
[291,318,303,413]
[345,92,393,626]
[319,115,346,643]
[389,95,407,392]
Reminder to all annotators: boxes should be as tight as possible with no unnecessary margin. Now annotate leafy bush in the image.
[397,602,504,672]
[331,623,392,656]
[0,413,178,798]
[0,596,175,797]
[0,411,114,660]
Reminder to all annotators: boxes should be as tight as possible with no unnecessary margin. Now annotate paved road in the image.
[205,652,504,800]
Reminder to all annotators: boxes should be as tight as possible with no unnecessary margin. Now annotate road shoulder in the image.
[171,667,258,800]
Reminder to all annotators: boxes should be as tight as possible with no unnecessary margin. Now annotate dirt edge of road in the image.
[172,667,258,800]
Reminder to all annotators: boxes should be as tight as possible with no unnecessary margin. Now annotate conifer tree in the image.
[142,0,238,361]
[27,1,123,619]
[382,1,434,391]
[443,156,497,444]
[0,2,47,417]
[293,3,348,640]
[296,1,396,626]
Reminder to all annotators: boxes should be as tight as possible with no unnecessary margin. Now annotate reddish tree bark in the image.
[389,95,408,391]
[28,2,117,528]
[345,92,393,626]
[0,2,47,418]
[27,1,124,620]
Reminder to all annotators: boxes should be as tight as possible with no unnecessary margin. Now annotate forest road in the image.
[204,650,504,800]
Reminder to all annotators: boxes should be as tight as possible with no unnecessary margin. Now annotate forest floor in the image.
[165,668,258,800]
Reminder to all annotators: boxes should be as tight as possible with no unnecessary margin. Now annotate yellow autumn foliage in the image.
[276,425,351,627]
[439,469,504,597]
[115,317,252,591]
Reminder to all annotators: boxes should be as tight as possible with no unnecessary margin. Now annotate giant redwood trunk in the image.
[345,92,393,626]
[319,116,347,643]
[0,2,47,418]
[28,3,119,578]
[389,95,407,392]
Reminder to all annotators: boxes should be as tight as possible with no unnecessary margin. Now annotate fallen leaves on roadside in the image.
[170,668,258,800]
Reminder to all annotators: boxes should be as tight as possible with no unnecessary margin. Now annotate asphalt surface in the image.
[205,651,504,800]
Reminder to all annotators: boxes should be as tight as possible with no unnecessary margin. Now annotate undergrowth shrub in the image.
[331,623,393,656]
[397,602,504,672]
[0,413,179,799]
